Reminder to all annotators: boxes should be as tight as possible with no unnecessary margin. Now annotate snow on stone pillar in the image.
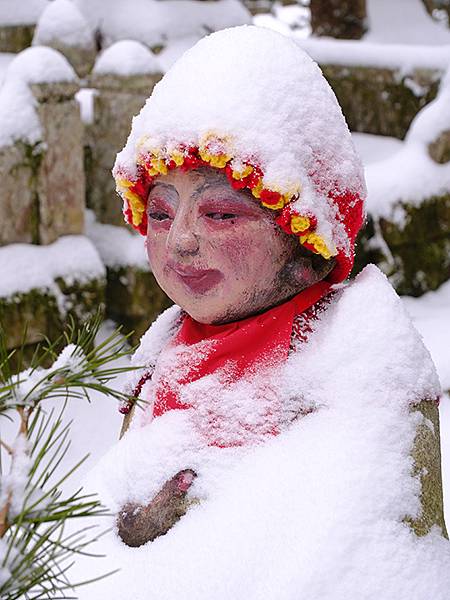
[0,47,85,246]
[0,0,47,53]
[310,0,367,40]
[32,0,97,79]
[354,74,450,296]
[88,41,163,226]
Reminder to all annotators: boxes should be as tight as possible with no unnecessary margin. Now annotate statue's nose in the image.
[166,211,200,257]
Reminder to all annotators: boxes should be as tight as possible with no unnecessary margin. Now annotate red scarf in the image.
[152,281,331,418]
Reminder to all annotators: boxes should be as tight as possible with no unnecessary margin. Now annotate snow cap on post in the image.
[113,25,366,283]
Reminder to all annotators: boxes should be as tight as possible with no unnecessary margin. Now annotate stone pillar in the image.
[310,0,367,39]
[87,44,162,226]
[31,80,86,244]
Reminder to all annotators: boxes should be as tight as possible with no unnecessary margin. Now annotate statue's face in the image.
[145,168,329,324]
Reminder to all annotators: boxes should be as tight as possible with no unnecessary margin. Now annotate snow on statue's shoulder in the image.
[308,264,441,406]
[79,265,450,600]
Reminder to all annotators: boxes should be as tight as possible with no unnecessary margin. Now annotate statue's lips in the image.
[167,262,224,294]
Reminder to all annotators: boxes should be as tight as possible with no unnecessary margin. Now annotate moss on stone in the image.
[378,194,450,296]
[0,288,62,351]
[0,276,106,372]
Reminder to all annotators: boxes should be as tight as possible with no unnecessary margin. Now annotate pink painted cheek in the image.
[214,223,279,279]
[145,233,166,273]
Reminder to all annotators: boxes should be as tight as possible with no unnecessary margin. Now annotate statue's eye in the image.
[206,213,237,221]
[148,212,171,221]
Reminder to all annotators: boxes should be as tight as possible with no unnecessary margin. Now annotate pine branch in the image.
[0,314,141,598]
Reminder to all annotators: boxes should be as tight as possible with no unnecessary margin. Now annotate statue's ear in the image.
[288,248,336,288]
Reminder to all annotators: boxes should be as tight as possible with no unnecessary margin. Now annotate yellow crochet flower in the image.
[290,215,310,234]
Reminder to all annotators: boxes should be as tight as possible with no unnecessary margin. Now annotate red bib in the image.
[152,281,332,418]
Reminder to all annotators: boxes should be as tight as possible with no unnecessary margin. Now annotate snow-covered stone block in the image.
[0,47,85,245]
[0,236,106,354]
[0,0,47,52]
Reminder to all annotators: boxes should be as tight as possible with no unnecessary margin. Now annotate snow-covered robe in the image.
[81,266,450,600]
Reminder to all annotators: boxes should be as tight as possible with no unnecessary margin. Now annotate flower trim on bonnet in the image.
[114,131,365,284]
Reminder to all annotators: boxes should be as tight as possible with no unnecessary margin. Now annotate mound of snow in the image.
[33,0,95,49]
[6,45,76,85]
[0,46,76,147]
[363,70,450,220]
[93,40,161,77]
[0,236,105,299]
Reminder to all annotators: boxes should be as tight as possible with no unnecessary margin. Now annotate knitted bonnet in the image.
[113,25,366,283]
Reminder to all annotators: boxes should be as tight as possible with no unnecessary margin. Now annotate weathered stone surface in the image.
[0,275,105,352]
[242,0,274,14]
[321,64,441,139]
[31,81,86,244]
[0,24,34,52]
[408,399,447,538]
[310,0,367,39]
[0,141,42,245]
[86,72,162,226]
[429,129,450,164]
[105,265,171,345]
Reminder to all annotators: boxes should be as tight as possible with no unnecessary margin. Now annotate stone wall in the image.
[321,64,441,139]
